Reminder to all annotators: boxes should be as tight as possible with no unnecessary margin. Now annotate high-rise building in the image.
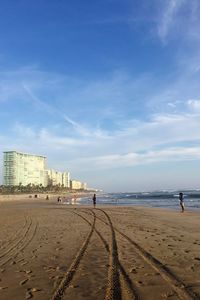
[46,169,70,187]
[3,151,87,189]
[3,151,46,186]
[62,172,70,188]
[46,169,62,186]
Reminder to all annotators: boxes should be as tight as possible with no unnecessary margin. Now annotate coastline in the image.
[0,191,94,202]
[0,199,200,299]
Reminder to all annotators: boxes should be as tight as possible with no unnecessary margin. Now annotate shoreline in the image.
[0,191,94,202]
[1,192,200,213]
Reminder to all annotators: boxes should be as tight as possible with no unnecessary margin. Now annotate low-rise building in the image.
[70,180,86,190]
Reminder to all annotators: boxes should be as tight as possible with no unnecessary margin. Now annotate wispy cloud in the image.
[158,0,186,42]
[1,65,200,174]
[187,99,200,112]
[156,0,200,45]
[64,146,200,171]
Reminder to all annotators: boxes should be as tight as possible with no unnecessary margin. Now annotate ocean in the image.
[78,190,200,210]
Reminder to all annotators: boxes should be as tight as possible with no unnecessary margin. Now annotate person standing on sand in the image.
[179,192,185,213]
[93,194,96,208]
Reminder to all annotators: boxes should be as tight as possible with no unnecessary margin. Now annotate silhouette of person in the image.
[179,192,185,213]
[92,194,96,208]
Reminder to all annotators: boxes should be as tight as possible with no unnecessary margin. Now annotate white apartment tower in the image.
[3,151,46,186]
[46,169,70,187]
[62,172,70,188]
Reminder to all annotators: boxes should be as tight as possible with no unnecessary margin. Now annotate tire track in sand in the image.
[76,208,139,300]
[95,208,198,300]
[0,216,38,267]
[0,215,28,253]
[50,210,96,300]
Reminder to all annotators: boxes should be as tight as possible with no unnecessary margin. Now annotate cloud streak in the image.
[157,0,186,42]
[64,146,200,171]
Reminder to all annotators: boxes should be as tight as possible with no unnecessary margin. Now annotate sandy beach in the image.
[0,196,200,300]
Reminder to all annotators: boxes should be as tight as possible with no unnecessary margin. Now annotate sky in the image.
[1,0,200,192]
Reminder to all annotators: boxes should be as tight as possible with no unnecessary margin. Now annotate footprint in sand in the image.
[20,278,29,285]
[0,286,8,290]
[31,287,42,293]
[129,267,137,274]
[24,270,32,275]
[25,290,33,299]
[136,280,143,285]
[55,247,63,251]
[69,284,79,289]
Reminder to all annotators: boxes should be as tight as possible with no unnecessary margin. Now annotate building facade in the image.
[3,151,46,186]
[3,151,86,189]
[70,180,86,190]
[46,169,70,187]
[62,172,70,188]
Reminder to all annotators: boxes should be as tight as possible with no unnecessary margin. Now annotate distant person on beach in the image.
[93,194,96,208]
[179,192,185,212]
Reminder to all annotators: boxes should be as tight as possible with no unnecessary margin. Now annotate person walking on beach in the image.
[92,194,96,208]
[179,192,185,213]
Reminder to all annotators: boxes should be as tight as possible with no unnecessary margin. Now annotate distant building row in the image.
[3,151,87,190]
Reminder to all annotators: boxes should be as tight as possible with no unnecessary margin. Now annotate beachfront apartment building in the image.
[3,151,47,186]
[81,182,87,190]
[70,180,87,190]
[46,169,70,187]
[62,171,70,188]
[3,151,85,189]
[46,169,62,186]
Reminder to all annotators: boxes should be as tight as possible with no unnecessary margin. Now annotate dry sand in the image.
[0,196,200,300]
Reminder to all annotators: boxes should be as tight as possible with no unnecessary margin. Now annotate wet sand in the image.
[0,196,200,300]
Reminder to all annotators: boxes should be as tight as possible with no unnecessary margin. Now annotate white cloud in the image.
[187,99,200,112]
[1,65,200,177]
[64,146,200,171]
[158,0,186,42]
[156,0,200,46]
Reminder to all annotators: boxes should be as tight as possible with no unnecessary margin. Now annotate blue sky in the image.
[1,0,200,192]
